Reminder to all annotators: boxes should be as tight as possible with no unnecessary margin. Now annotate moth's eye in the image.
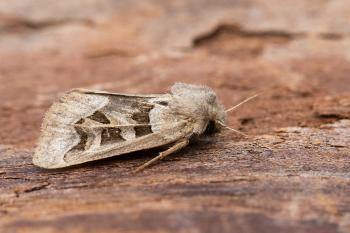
[204,121,216,135]
[156,101,169,106]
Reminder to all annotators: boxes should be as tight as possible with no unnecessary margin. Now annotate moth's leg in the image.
[135,139,189,173]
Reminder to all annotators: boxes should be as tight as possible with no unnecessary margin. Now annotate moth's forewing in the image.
[33,90,191,168]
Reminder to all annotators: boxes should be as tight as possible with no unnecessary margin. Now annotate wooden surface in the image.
[0,1,350,232]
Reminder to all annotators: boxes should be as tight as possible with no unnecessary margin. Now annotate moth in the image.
[33,83,256,172]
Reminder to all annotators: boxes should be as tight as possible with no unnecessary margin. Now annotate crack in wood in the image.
[192,24,347,57]
[0,15,95,33]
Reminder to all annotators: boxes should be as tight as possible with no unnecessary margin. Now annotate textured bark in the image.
[0,1,349,232]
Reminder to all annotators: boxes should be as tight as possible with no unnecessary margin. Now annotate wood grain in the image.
[0,0,350,232]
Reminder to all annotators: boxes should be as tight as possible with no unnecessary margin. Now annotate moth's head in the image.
[171,83,258,137]
[170,83,226,134]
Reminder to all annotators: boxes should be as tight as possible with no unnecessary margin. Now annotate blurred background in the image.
[0,1,350,233]
[1,0,349,147]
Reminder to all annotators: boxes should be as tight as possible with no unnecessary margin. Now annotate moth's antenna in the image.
[225,94,259,113]
[216,121,249,137]
[220,93,260,137]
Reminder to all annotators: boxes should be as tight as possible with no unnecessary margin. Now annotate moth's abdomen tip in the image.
[32,155,51,169]
[32,159,66,169]
[32,149,66,169]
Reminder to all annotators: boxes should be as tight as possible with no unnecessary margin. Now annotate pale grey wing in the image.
[33,89,188,168]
